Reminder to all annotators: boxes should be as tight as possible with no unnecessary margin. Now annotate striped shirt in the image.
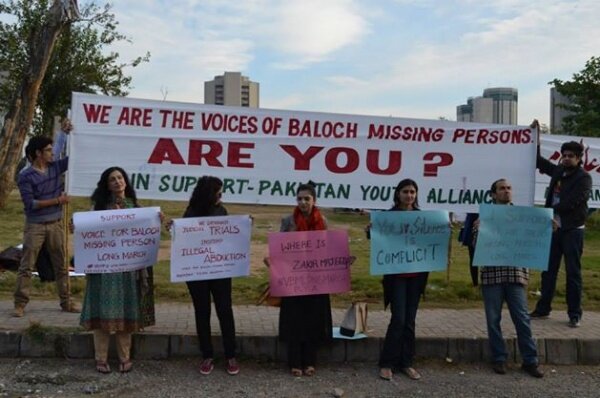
[18,157,68,223]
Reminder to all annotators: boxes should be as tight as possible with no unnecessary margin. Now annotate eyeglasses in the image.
[296,196,312,202]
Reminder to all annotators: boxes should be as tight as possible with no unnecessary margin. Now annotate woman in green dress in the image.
[79,166,156,374]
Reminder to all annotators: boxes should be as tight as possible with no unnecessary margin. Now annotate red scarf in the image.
[293,206,326,231]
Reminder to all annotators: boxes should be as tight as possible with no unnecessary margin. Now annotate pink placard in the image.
[268,229,351,297]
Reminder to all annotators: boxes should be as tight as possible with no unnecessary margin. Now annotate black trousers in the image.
[287,341,317,369]
[186,278,236,359]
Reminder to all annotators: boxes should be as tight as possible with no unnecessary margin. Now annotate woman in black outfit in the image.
[183,176,239,376]
[275,181,332,377]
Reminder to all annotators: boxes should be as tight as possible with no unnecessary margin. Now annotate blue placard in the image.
[473,204,552,270]
[370,210,450,275]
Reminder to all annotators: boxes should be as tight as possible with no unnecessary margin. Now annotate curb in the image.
[1,331,598,365]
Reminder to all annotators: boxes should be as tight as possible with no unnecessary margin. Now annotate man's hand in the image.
[529,119,540,129]
[57,193,70,205]
[61,118,73,134]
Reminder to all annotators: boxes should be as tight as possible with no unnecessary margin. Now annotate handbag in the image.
[0,246,22,271]
[257,285,281,307]
[35,243,55,282]
[339,302,368,337]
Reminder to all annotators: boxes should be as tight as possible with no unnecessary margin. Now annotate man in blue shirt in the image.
[14,124,79,317]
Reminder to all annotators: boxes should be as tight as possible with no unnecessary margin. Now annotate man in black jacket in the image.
[530,120,592,327]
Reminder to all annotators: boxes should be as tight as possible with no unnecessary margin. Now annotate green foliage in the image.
[0,0,150,136]
[551,56,600,136]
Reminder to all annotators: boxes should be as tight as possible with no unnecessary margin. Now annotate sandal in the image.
[96,361,111,374]
[400,367,421,380]
[379,367,392,381]
[119,360,133,373]
[303,366,316,376]
[291,368,303,377]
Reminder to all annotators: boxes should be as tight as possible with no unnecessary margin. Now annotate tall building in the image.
[204,72,259,108]
[550,87,574,134]
[456,87,518,124]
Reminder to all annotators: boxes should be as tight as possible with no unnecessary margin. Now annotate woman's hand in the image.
[472,218,480,231]
[364,223,371,239]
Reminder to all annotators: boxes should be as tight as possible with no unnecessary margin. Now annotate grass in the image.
[2,190,600,310]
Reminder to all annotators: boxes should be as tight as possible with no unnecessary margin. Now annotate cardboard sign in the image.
[370,210,450,275]
[268,230,351,297]
[73,207,161,273]
[170,215,251,282]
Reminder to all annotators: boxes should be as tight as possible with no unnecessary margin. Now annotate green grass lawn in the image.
[1,191,599,310]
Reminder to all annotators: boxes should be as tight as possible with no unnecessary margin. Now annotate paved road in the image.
[0,358,599,398]
[2,300,598,339]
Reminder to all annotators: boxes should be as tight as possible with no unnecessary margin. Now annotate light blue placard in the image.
[473,204,552,270]
[370,210,450,275]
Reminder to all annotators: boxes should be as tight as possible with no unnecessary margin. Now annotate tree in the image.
[0,0,149,208]
[32,2,150,135]
[551,56,600,137]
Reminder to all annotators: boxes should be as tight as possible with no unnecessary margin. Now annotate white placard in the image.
[170,215,251,282]
[73,207,161,273]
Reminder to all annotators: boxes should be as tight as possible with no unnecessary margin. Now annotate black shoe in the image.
[568,317,581,328]
[522,364,544,378]
[492,362,506,375]
[529,310,549,319]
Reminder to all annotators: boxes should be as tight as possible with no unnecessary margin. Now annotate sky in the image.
[99,0,598,126]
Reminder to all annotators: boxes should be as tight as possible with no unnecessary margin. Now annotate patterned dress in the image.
[80,198,155,332]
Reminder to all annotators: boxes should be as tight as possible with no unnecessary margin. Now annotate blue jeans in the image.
[534,228,584,319]
[482,283,538,365]
[379,276,423,368]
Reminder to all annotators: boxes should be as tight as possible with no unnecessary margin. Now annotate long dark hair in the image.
[392,178,419,210]
[91,167,138,210]
[184,176,223,217]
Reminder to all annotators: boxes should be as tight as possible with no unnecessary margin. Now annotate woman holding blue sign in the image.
[80,167,156,374]
[370,178,428,381]
[182,176,240,376]
[275,181,332,377]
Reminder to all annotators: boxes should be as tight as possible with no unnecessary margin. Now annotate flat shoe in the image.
[303,366,315,376]
[379,368,392,381]
[401,367,421,380]
[291,368,302,377]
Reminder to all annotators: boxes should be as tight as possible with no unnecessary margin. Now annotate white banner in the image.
[538,134,600,208]
[170,215,251,282]
[73,207,161,273]
[68,92,537,212]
